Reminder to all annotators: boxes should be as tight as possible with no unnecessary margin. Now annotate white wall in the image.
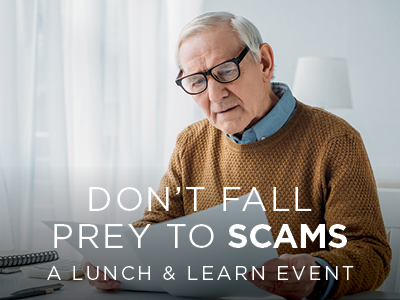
[203,0,400,187]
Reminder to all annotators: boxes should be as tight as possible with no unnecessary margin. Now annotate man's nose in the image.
[207,77,229,102]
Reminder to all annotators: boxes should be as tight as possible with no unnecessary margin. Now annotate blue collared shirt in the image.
[226,82,333,299]
[227,82,296,144]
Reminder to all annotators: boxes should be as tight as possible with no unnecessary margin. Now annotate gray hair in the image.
[176,12,264,70]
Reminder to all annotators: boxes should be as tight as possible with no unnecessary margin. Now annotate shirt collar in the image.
[227,82,296,144]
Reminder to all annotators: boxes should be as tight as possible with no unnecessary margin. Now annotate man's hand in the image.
[81,258,121,290]
[247,253,319,300]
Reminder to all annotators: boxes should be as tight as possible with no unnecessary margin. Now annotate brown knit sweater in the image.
[133,101,391,298]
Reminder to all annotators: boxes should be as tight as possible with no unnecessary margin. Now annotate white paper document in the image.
[45,193,278,298]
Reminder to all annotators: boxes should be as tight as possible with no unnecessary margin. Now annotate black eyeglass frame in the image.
[175,46,250,95]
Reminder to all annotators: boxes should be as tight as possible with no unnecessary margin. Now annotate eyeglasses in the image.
[175,46,250,95]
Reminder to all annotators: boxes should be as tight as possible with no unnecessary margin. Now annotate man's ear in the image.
[259,43,274,82]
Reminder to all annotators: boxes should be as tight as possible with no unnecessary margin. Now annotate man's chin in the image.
[219,127,245,137]
[211,119,246,136]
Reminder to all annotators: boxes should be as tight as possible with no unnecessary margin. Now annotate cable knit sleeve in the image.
[310,132,391,298]
[131,130,188,228]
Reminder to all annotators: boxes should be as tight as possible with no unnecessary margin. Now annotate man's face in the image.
[179,25,273,135]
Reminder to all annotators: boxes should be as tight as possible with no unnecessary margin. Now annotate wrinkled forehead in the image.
[178,25,242,75]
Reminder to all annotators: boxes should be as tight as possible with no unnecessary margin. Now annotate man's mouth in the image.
[218,105,239,114]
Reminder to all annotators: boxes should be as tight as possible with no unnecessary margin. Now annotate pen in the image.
[11,283,64,295]
[0,289,53,300]
[0,267,21,274]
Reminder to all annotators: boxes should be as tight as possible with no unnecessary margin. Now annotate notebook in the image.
[0,250,59,274]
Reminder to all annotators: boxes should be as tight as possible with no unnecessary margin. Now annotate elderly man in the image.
[83,12,391,299]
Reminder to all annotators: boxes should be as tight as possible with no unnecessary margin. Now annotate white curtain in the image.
[0,0,203,254]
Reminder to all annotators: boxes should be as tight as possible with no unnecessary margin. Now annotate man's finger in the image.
[97,268,110,281]
[92,280,121,290]
[81,258,120,290]
[86,265,109,280]
[262,256,293,272]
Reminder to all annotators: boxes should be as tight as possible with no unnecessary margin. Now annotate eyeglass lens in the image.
[181,61,239,94]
